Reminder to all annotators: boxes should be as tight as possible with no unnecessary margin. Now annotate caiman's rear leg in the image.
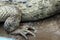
[3,14,35,39]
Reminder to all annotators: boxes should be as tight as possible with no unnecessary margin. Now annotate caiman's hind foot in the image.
[10,26,36,39]
[3,13,36,39]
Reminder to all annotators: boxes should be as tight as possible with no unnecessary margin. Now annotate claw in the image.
[10,29,35,39]
[26,30,36,37]
[10,30,28,39]
[23,25,36,33]
[29,27,37,33]
[20,32,27,39]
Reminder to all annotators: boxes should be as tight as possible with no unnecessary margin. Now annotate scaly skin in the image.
[12,0,60,21]
[0,2,36,39]
[0,0,60,39]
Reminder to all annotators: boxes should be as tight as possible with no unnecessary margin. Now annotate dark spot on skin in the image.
[23,1,27,3]
[26,5,32,8]
[58,1,60,2]
[55,4,59,7]
[22,13,26,16]
[34,14,40,19]
[28,6,32,7]
[26,3,32,8]
[40,7,44,10]
[9,0,12,2]
[18,0,27,3]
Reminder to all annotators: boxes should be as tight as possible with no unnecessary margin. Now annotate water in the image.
[0,37,16,40]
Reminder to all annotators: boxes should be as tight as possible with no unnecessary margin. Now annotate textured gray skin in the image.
[0,2,36,39]
[0,0,60,39]
[0,5,21,32]
[12,0,60,21]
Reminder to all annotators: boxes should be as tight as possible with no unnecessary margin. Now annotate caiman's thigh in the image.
[0,5,21,21]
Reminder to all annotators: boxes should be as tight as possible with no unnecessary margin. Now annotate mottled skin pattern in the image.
[0,2,36,39]
[0,0,60,39]
[11,0,60,21]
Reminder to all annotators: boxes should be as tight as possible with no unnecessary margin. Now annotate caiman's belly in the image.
[0,5,19,21]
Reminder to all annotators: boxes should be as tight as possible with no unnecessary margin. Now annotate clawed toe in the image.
[10,29,35,39]
[28,27,37,33]
[22,25,37,33]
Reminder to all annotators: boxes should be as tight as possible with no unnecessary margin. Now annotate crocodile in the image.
[0,0,60,39]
